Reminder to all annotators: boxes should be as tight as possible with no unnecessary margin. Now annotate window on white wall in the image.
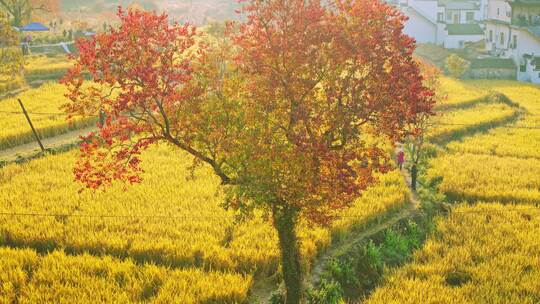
[513,35,518,49]
[500,32,505,45]
[497,8,500,16]
[489,30,493,42]
[438,12,444,22]
[466,12,474,22]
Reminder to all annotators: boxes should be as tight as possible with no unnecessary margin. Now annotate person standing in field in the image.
[397,149,405,170]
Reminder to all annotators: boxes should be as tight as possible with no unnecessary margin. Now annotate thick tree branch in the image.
[163,133,235,185]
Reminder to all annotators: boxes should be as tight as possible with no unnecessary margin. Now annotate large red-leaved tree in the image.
[62,2,433,303]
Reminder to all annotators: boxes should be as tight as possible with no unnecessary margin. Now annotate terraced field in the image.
[0,82,95,150]
[428,79,540,205]
[366,203,540,304]
[365,78,540,303]
[2,73,539,302]
[0,144,411,301]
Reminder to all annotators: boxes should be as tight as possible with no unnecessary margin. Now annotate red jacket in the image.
[397,151,405,163]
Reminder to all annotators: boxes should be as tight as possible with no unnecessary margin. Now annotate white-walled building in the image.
[485,0,540,83]
[391,0,540,83]
[445,23,486,47]
[401,5,439,43]
[394,0,485,48]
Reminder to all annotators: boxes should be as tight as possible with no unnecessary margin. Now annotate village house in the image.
[485,0,540,83]
[394,0,485,48]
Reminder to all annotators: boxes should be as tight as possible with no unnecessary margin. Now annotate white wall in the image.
[445,34,485,48]
[530,70,540,83]
[436,23,447,45]
[445,9,481,24]
[514,28,540,60]
[513,28,540,84]
[487,0,511,22]
[403,8,437,43]
[485,22,512,51]
[518,58,540,83]
[408,0,439,22]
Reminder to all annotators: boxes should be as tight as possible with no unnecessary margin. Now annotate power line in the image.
[1,111,540,129]
[0,110,65,116]
[0,212,234,220]
[0,208,538,221]
[451,208,540,214]
[430,122,540,130]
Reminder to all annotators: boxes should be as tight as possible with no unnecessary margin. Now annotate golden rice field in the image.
[0,75,24,95]
[437,77,487,108]
[24,55,72,81]
[366,203,540,304]
[0,55,70,96]
[446,122,540,159]
[2,72,539,302]
[0,82,95,150]
[446,81,540,159]
[427,153,540,204]
[469,80,540,113]
[428,79,540,204]
[365,78,540,302]
[429,101,518,143]
[0,144,410,301]
[0,247,251,303]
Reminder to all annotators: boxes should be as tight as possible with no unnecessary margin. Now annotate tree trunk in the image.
[411,164,418,191]
[273,206,303,304]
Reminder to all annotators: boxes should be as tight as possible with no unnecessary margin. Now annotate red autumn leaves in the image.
[62,1,434,225]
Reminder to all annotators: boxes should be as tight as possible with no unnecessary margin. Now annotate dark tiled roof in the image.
[508,0,540,4]
[471,58,516,69]
[485,18,510,25]
[447,24,484,35]
[438,0,479,9]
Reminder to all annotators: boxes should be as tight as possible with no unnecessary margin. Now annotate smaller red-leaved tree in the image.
[404,59,445,190]
[63,2,434,303]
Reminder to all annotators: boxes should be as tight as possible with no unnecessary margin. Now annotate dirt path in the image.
[0,126,95,162]
[307,168,421,288]
[248,165,421,303]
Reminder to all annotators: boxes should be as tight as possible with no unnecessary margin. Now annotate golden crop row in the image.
[0,145,410,277]
[427,153,540,204]
[0,82,95,150]
[0,75,24,95]
[24,55,72,78]
[0,247,251,304]
[467,80,540,114]
[447,122,540,159]
[366,203,540,304]
[428,79,540,204]
[429,102,518,143]
[444,80,540,159]
[437,77,488,108]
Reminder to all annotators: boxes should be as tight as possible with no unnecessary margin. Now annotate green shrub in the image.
[307,279,344,304]
[445,54,470,79]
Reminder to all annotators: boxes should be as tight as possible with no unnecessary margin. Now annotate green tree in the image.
[0,10,23,77]
[405,60,444,190]
[0,0,58,27]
